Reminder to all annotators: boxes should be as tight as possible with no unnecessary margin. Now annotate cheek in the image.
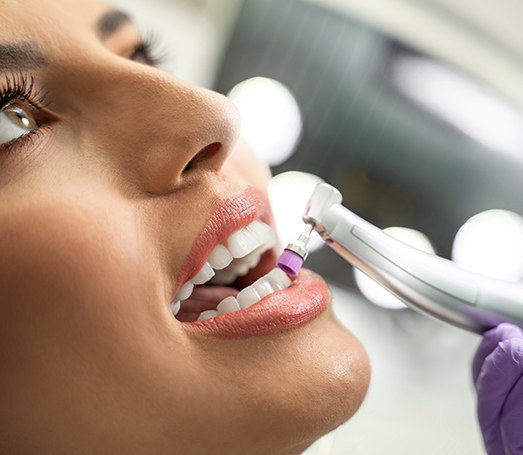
[0,197,188,439]
[225,139,272,189]
[0,199,144,307]
[0,196,168,379]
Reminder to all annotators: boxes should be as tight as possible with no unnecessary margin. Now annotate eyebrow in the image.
[0,10,132,74]
[96,9,133,40]
[0,41,46,72]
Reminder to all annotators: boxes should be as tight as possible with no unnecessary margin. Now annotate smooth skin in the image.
[0,1,370,454]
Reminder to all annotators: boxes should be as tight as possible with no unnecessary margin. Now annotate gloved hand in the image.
[473,323,523,454]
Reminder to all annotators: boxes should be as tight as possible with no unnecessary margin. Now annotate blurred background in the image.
[109,0,523,453]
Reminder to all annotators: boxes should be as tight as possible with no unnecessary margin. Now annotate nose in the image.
[82,64,241,195]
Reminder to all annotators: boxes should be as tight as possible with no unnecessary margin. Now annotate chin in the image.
[184,308,370,455]
[258,310,371,453]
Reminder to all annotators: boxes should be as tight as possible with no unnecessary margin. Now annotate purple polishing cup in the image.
[277,249,304,276]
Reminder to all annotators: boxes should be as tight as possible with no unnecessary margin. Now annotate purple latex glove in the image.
[473,323,523,454]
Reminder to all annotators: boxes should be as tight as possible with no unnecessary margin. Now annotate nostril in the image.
[182,142,222,173]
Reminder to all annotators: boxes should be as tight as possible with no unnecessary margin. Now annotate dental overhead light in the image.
[227,77,303,166]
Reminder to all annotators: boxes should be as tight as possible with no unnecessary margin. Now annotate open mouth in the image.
[171,220,292,322]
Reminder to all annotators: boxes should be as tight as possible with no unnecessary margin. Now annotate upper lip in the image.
[175,187,273,291]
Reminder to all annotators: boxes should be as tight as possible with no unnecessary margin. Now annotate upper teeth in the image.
[170,220,277,316]
[207,245,233,270]
[226,220,272,258]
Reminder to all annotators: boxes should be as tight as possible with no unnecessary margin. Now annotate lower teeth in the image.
[170,300,181,316]
[196,268,291,321]
[198,310,220,321]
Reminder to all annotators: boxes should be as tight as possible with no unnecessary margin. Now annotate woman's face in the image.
[0,1,369,453]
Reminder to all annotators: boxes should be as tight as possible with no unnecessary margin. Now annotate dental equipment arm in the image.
[278,183,523,334]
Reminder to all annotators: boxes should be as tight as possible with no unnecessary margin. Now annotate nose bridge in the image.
[77,59,240,194]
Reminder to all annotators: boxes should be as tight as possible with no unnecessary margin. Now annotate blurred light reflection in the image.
[268,172,324,253]
[227,77,302,166]
[393,55,523,161]
[452,209,523,282]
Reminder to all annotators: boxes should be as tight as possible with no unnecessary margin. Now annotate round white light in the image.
[227,77,302,166]
[354,227,436,309]
[268,172,324,254]
[452,209,523,281]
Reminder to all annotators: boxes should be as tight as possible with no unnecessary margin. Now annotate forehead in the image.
[0,0,109,43]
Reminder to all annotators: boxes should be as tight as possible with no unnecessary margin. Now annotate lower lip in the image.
[184,268,330,339]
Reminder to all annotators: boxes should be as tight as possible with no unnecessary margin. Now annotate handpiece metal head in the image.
[302,183,343,232]
[278,183,342,276]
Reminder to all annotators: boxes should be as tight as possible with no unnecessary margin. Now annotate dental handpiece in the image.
[278,182,523,334]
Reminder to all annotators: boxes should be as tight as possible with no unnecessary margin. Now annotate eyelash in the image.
[0,72,46,108]
[0,73,50,154]
[129,32,169,67]
[0,32,169,155]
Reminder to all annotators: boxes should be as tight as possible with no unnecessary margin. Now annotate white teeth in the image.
[175,282,194,301]
[265,268,292,291]
[170,300,181,316]
[237,286,261,309]
[224,258,252,278]
[233,248,263,271]
[207,244,233,270]
[227,222,265,258]
[252,277,274,300]
[193,268,292,321]
[198,310,219,321]
[172,221,284,321]
[210,255,256,285]
[204,221,275,286]
[238,268,291,309]
[245,252,262,269]
[249,220,276,248]
[217,296,240,314]
[191,262,215,285]
[234,261,250,276]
